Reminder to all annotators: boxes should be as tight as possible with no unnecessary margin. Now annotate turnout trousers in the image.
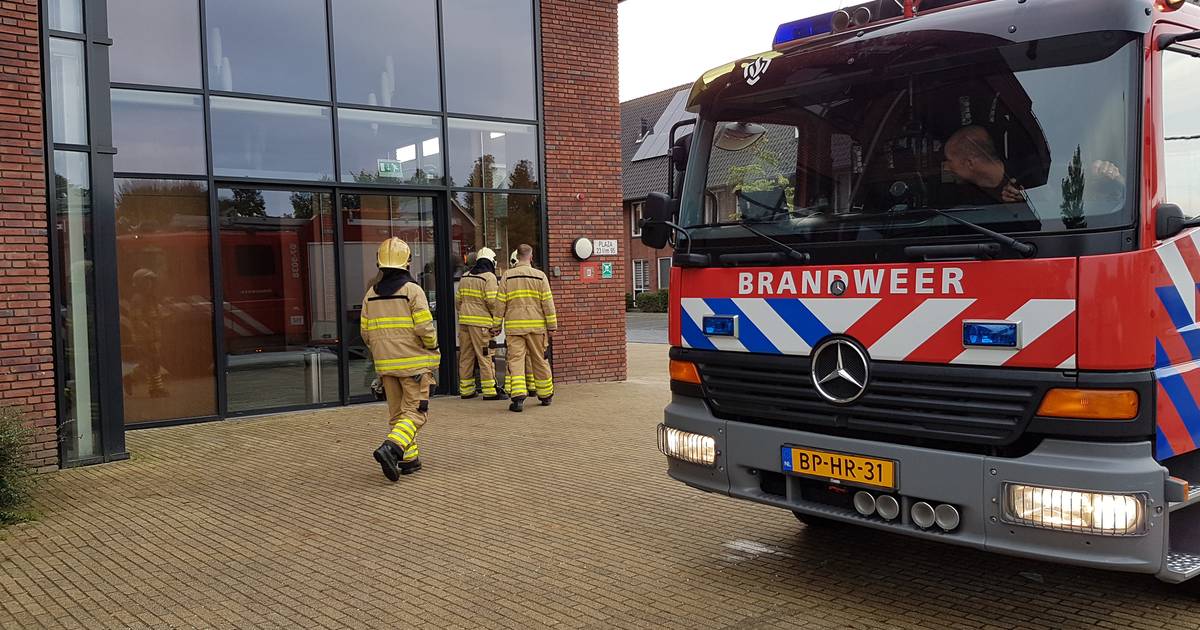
[505,332,553,399]
[458,325,497,397]
[382,372,432,462]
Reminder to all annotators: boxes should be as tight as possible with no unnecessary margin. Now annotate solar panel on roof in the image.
[630,90,695,163]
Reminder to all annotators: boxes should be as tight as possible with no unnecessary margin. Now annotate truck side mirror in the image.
[640,192,675,250]
[670,142,689,173]
[1157,202,1185,240]
[669,132,692,200]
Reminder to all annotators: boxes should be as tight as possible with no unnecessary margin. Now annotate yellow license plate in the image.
[782,446,897,491]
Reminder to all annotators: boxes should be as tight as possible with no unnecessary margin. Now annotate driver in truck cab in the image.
[943,125,1028,205]
[942,124,1127,226]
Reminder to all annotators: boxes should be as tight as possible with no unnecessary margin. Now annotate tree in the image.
[727,144,794,221]
[115,180,207,235]
[219,188,266,218]
[1060,145,1086,229]
[466,154,497,189]
[289,192,315,219]
[508,159,538,190]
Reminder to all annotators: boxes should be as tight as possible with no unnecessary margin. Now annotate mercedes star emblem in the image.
[810,337,870,404]
[830,279,847,296]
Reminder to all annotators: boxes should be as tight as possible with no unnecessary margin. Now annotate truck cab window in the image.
[1163,48,1200,219]
[685,31,1139,247]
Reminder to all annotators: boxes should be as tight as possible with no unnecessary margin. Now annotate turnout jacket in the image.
[499,262,558,334]
[455,270,501,328]
[360,281,439,377]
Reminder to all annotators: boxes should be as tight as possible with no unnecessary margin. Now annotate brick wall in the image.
[540,0,625,383]
[0,1,55,469]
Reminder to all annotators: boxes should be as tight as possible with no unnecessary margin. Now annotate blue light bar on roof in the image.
[772,12,835,48]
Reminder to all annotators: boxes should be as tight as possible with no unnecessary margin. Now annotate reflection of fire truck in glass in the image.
[218,223,313,353]
[644,0,1200,583]
[118,220,315,362]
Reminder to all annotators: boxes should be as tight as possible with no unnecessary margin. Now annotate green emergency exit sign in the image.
[377,159,403,178]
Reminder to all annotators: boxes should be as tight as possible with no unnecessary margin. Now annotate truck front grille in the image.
[689,350,1068,447]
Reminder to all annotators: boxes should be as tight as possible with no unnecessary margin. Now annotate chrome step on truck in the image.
[1162,479,1200,583]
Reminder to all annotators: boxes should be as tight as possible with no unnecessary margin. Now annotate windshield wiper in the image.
[894,207,1035,258]
[691,219,810,263]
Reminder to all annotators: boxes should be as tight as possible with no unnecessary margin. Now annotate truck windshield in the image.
[682,31,1139,246]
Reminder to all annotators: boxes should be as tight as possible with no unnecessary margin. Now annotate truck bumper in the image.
[663,395,1170,575]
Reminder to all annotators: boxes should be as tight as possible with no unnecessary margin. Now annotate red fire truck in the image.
[643,0,1200,582]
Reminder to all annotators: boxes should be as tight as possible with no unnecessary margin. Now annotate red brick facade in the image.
[540,0,626,383]
[0,0,55,469]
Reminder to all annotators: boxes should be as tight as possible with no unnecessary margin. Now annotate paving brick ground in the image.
[2,344,1200,629]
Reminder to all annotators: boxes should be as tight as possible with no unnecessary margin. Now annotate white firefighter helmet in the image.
[509,249,519,266]
[476,247,497,264]
[377,237,411,269]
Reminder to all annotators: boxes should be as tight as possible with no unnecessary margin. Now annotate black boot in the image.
[461,392,478,400]
[509,396,525,413]
[483,390,508,401]
[399,458,423,475]
[373,441,403,482]
[539,395,553,407]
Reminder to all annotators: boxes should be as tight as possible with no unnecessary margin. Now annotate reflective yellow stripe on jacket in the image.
[500,289,553,302]
[505,319,550,332]
[374,355,441,370]
[458,288,499,299]
[361,316,415,331]
[459,315,499,327]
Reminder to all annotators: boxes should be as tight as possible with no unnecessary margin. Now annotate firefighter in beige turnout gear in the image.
[498,244,557,412]
[456,247,504,399]
[503,250,541,398]
[365,238,438,481]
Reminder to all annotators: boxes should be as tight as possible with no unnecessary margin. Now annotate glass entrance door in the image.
[340,193,438,401]
[218,187,339,414]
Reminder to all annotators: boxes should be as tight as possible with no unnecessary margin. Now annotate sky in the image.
[618,0,842,102]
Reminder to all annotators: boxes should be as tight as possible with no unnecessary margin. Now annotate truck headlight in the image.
[1002,483,1147,536]
[657,424,716,467]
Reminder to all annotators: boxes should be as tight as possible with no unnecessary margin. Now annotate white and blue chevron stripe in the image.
[681,296,1075,365]
[680,297,879,355]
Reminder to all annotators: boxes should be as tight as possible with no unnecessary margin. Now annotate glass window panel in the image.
[218,188,339,412]
[49,38,88,145]
[109,0,202,88]
[658,257,671,290]
[450,192,539,388]
[340,194,437,398]
[47,0,84,33]
[112,90,206,175]
[443,0,536,119]
[447,119,538,189]
[53,151,103,462]
[210,97,334,181]
[205,0,330,100]
[450,192,541,277]
[1164,51,1200,218]
[338,109,443,185]
[115,179,216,423]
[332,0,439,111]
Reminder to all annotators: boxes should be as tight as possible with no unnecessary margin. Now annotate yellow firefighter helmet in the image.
[476,247,497,264]
[377,237,411,269]
[509,249,519,266]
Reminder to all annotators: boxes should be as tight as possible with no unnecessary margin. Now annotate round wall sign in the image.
[572,237,594,261]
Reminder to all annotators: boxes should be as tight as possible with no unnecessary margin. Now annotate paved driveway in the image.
[626,312,668,344]
[1,344,1198,629]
